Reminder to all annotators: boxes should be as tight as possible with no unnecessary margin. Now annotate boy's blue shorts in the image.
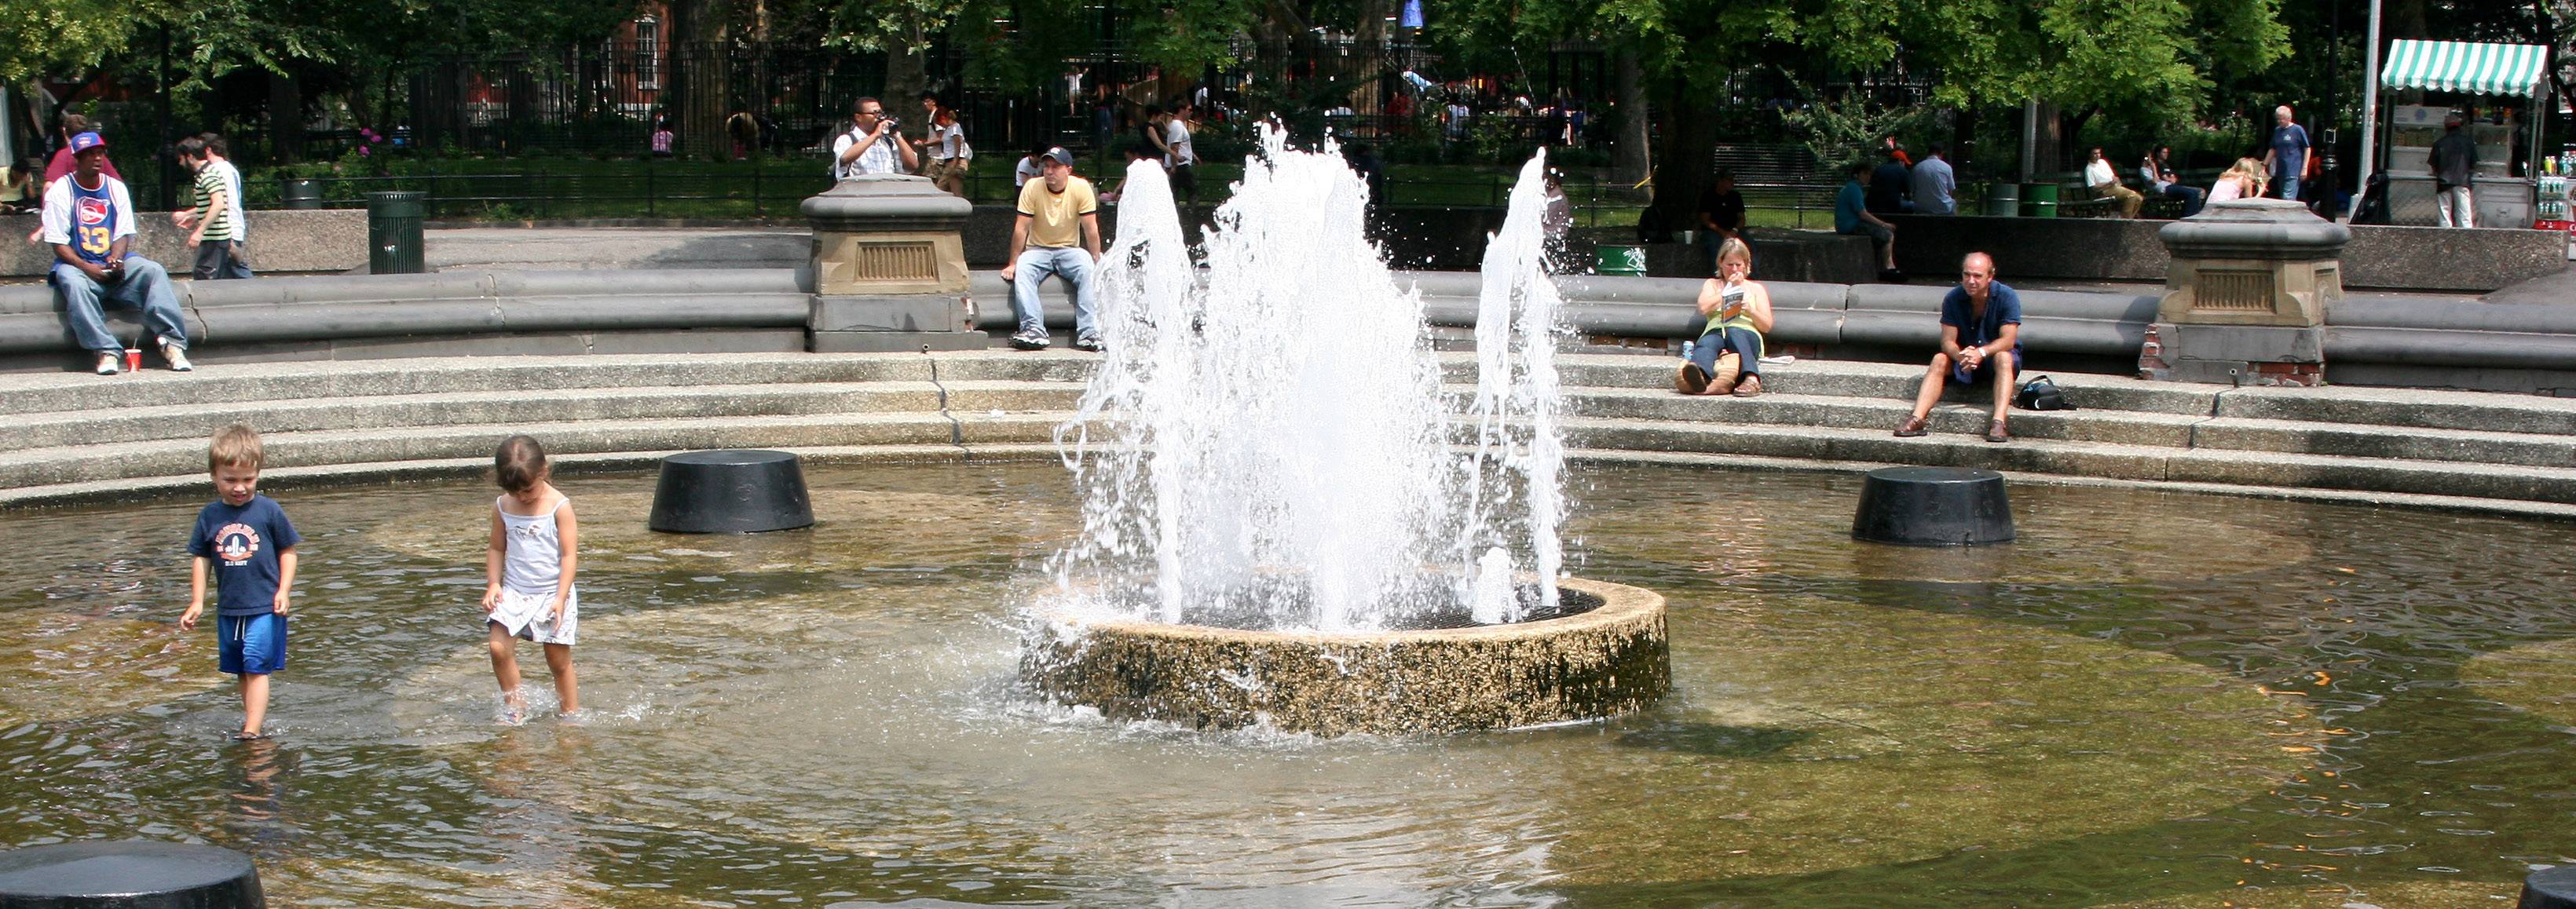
[217,613,287,676]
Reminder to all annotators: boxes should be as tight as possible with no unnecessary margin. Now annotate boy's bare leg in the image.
[487,622,523,708]
[543,643,578,714]
[239,673,269,736]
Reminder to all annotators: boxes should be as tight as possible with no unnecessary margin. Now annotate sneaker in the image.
[1071,335,1103,352]
[1009,331,1050,351]
[94,353,120,375]
[160,341,192,372]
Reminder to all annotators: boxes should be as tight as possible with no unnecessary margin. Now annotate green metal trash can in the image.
[2021,182,2060,219]
[283,178,323,210]
[1984,182,2021,217]
[366,191,426,275]
[1594,244,1648,276]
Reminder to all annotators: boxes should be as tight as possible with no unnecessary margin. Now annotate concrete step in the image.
[1513,354,2227,416]
[2191,416,2576,469]
[0,352,1100,418]
[0,381,1085,454]
[2216,383,2576,436]
[0,443,1069,509]
[0,411,1074,490]
[1560,387,2203,447]
[1561,417,2576,505]
[1564,387,2576,469]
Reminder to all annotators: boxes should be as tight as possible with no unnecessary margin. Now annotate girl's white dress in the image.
[490,495,578,645]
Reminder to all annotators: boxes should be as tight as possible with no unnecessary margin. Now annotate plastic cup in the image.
[123,348,141,372]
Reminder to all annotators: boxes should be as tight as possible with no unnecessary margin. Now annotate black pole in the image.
[159,25,175,210]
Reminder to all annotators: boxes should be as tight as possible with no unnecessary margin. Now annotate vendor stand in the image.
[2366,39,2553,228]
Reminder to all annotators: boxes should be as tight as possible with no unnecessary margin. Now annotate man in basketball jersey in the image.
[38,132,189,374]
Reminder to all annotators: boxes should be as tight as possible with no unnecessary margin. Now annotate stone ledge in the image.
[1,210,367,276]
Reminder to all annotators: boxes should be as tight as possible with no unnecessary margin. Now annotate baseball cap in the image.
[68,132,106,153]
[1040,146,1075,166]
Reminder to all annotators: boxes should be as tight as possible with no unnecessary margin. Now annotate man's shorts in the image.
[218,612,287,676]
[1952,349,2021,387]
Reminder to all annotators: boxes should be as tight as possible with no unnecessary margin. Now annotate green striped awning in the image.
[2380,39,2550,97]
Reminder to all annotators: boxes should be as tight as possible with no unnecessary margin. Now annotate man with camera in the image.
[831,97,919,179]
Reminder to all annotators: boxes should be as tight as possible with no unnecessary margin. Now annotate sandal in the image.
[1985,419,2011,444]
[1674,362,1711,395]
[230,731,267,741]
[1730,375,1762,397]
[1892,415,1928,438]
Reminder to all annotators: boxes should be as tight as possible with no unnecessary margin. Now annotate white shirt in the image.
[832,126,902,178]
[1164,119,1195,166]
[1015,157,1043,188]
[207,159,247,241]
[1910,155,1956,215]
[2084,159,2118,188]
[38,173,137,248]
[925,123,957,162]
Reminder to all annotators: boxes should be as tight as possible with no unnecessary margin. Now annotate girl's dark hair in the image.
[494,435,548,492]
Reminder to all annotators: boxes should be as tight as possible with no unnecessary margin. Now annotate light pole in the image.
[2349,0,2383,221]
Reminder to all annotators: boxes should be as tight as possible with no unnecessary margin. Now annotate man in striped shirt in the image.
[174,135,252,279]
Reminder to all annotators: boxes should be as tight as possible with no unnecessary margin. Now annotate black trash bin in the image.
[282,178,322,210]
[365,190,426,275]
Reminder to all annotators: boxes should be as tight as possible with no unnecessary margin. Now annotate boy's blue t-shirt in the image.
[188,495,301,617]
[1941,282,2025,360]
[1834,180,1868,232]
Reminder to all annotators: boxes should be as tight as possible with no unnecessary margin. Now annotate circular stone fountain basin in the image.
[1022,576,1669,736]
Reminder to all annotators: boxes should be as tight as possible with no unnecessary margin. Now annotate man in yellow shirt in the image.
[1001,147,1103,350]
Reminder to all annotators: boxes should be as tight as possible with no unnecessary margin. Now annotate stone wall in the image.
[1885,214,2565,293]
[1,210,369,277]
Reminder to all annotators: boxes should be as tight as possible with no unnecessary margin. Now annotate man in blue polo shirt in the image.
[39,132,189,375]
[1893,252,2020,443]
[1835,161,1901,280]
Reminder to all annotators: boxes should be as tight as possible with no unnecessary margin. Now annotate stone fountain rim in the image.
[1031,575,1663,646]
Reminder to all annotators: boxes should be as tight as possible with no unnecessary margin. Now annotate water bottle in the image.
[1680,339,1696,363]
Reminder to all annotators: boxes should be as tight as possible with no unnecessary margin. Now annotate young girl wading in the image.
[481,435,580,724]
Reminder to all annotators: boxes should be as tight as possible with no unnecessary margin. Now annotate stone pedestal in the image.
[2140,199,2347,386]
[802,175,987,352]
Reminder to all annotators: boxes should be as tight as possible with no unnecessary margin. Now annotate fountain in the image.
[1021,130,1669,735]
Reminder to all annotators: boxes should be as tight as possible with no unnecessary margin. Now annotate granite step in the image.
[0,352,1100,418]
[1561,387,2576,469]
[1558,417,2576,504]
[0,381,1086,454]
[0,411,1074,490]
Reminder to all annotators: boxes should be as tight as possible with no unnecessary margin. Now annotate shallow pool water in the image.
[3,462,2573,907]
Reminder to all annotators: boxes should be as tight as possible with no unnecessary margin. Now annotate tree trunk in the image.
[671,0,731,160]
[1353,0,1389,115]
[266,71,302,163]
[1610,49,1649,201]
[885,35,928,148]
[1645,76,1717,241]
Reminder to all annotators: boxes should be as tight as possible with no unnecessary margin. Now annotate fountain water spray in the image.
[1051,127,1567,632]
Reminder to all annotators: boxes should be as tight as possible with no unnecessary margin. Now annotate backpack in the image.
[2014,374,2075,411]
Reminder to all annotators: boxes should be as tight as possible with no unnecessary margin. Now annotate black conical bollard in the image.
[0,841,265,908]
[1850,466,2015,546]
[647,450,815,534]
[2523,865,2576,909]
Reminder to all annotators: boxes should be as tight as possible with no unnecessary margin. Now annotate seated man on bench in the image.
[41,132,189,375]
[1893,252,2019,443]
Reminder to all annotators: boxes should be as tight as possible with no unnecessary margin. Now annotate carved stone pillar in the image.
[802,175,986,352]
[2140,199,2349,386]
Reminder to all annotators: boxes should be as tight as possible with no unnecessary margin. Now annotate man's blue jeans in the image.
[1010,246,1098,341]
[2275,175,2302,202]
[53,257,187,354]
